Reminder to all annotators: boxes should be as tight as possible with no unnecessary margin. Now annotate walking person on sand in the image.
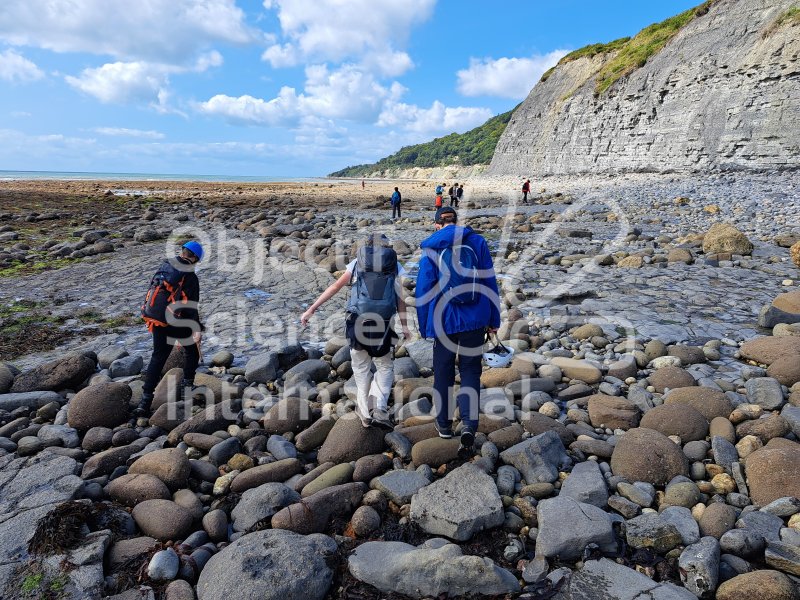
[414,207,501,454]
[435,182,445,210]
[448,183,456,207]
[391,186,402,220]
[455,183,463,208]
[138,241,205,415]
[301,234,412,429]
[521,179,531,204]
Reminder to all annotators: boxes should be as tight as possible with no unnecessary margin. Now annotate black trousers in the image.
[392,204,401,219]
[143,325,200,395]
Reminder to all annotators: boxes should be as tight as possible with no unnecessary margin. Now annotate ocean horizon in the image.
[0,169,333,183]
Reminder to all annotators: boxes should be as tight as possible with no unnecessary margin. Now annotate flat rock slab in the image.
[196,529,338,600]
[0,391,62,412]
[372,470,431,505]
[409,463,504,541]
[536,496,617,561]
[349,539,520,599]
[552,558,696,600]
[0,453,84,593]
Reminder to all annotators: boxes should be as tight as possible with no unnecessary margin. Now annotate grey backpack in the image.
[346,245,398,320]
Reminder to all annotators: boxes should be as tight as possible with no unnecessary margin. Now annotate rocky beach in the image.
[0,171,799,600]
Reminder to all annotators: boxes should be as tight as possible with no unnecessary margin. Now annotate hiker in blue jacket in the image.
[415,206,501,452]
[390,187,402,220]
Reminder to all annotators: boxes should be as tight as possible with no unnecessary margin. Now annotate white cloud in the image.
[456,50,569,99]
[378,100,492,134]
[92,127,165,139]
[261,0,434,75]
[198,90,299,126]
[0,0,254,65]
[0,48,44,82]
[11,111,32,117]
[65,61,170,104]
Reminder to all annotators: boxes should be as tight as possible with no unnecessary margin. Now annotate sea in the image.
[0,170,333,183]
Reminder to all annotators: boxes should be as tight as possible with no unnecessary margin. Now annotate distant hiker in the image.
[362,179,365,189]
[455,184,463,207]
[138,241,205,415]
[391,186,402,220]
[435,193,443,209]
[522,179,531,204]
[415,207,501,455]
[301,234,411,429]
[448,184,456,206]
[435,182,445,209]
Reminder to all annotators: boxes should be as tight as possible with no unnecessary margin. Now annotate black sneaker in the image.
[370,408,393,431]
[460,427,475,449]
[133,392,154,417]
[434,421,453,439]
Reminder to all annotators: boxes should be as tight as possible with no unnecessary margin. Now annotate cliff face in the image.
[488,0,800,176]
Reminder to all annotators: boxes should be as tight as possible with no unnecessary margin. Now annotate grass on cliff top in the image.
[763,5,800,37]
[541,0,716,93]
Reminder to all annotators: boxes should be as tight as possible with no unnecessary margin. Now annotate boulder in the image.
[0,390,62,412]
[230,458,303,494]
[317,414,386,463]
[702,223,753,255]
[261,397,314,435]
[405,340,433,370]
[131,500,194,542]
[767,356,800,387]
[554,558,697,600]
[640,403,708,442]
[758,291,800,328]
[664,387,733,421]
[128,448,190,492]
[67,382,131,431]
[535,496,617,560]
[716,570,799,600]
[245,352,279,383]
[230,482,300,532]
[271,482,365,534]
[549,357,602,384]
[409,463,504,541]
[372,470,431,505]
[649,367,696,393]
[196,530,337,600]
[283,359,330,384]
[745,444,800,505]
[739,336,800,366]
[610,428,689,486]
[559,460,609,508]
[11,353,96,393]
[410,437,460,467]
[587,394,640,430]
[106,474,171,507]
[348,539,520,599]
[499,431,571,484]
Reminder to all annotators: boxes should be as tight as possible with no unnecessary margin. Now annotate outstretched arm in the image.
[301,270,352,325]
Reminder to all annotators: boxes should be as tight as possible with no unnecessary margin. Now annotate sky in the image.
[0,0,699,177]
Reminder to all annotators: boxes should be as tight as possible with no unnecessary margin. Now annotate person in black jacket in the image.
[137,241,205,415]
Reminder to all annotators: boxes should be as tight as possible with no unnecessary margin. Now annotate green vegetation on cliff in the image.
[540,0,717,93]
[329,107,516,177]
[763,5,800,37]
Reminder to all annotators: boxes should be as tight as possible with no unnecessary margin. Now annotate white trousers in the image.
[350,348,394,417]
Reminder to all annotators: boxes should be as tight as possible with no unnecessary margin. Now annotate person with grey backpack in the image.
[301,234,411,428]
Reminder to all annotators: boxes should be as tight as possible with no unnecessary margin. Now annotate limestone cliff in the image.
[488,0,800,176]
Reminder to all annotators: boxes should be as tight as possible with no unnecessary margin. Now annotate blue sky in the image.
[0,0,698,177]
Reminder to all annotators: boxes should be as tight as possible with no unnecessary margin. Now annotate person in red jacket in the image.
[522,179,531,204]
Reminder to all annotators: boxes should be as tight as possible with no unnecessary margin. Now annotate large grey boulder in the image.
[559,460,609,508]
[499,430,571,484]
[552,558,697,600]
[245,352,279,384]
[679,536,721,598]
[405,340,433,370]
[348,538,520,598]
[230,483,301,532]
[409,463,504,541]
[11,353,96,393]
[371,470,430,505]
[196,530,337,600]
[535,496,617,560]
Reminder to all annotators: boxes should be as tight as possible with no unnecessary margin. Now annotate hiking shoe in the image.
[133,392,154,417]
[434,421,453,439]
[370,408,393,431]
[460,427,475,450]
[356,410,373,428]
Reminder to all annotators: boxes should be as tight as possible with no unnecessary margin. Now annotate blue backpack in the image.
[438,244,479,304]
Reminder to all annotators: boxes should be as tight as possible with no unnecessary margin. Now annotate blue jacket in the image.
[415,225,501,338]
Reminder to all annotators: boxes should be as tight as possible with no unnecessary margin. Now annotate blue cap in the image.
[182,241,204,261]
